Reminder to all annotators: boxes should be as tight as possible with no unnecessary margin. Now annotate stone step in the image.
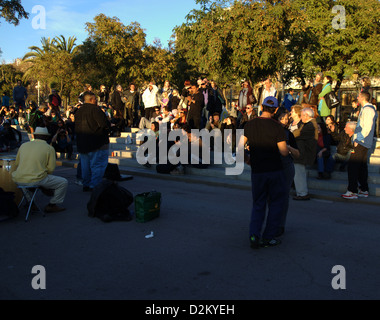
[308,170,380,184]
[109,144,138,152]
[109,134,136,144]
[109,152,135,159]
[105,157,380,196]
[56,156,380,201]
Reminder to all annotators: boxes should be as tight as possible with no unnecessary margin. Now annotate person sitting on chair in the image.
[12,127,68,213]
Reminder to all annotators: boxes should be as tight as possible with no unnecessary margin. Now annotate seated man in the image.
[139,107,161,130]
[0,121,22,150]
[51,126,74,159]
[328,121,356,171]
[12,127,68,213]
[156,106,174,126]
[205,112,222,131]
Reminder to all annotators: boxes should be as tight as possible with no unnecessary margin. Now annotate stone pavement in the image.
[1,166,380,300]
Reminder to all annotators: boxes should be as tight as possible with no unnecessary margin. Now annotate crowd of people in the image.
[2,75,379,248]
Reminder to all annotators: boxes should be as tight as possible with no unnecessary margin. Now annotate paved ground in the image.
[1,166,380,301]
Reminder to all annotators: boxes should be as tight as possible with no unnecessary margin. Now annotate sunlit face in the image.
[344,124,354,135]
[301,111,310,123]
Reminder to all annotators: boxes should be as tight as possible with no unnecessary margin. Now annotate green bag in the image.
[134,191,162,223]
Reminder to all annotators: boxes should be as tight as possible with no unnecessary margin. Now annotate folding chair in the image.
[17,186,45,222]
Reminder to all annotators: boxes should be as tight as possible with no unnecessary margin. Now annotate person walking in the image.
[75,92,110,192]
[241,96,289,249]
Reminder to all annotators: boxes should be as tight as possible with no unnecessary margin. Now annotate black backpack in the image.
[0,188,19,221]
[87,180,133,223]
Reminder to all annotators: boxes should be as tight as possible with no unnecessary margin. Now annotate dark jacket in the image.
[293,120,318,166]
[111,90,125,112]
[125,90,140,110]
[302,83,323,106]
[13,85,28,103]
[331,130,354,156]
[75,103,110,154]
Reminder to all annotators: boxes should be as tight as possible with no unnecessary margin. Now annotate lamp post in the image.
[35,81,40,106]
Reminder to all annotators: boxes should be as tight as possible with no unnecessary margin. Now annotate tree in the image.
[82,14,147,88]
[0,0,28,25]
[0,0,28,56]
[22,35,83,106]
[141,39,176,85]
[174,0,380,91]
[174,0,289,88]
[0,62,22,95]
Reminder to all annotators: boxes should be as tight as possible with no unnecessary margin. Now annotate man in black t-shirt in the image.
[242,97,289,249]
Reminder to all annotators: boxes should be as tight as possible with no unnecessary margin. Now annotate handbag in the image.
[134,191,162,223]
[324,91,340,109]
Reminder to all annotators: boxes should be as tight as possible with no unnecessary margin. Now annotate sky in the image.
[0,0,200,64]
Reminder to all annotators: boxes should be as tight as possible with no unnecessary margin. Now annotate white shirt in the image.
[142,85,159,109]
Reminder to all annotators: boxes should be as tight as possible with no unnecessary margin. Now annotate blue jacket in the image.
[354,104,378,149]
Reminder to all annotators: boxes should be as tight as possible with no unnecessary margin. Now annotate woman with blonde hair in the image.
[289,105,302,132]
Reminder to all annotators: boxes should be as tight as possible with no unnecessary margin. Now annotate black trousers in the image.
[347,144,369,193]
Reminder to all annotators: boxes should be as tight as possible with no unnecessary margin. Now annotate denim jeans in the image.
[249,170,286,240]
[294,163,308,196]
[80,148,109,189]
[280,158,295,228]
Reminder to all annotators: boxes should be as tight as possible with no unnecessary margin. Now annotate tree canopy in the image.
[7,1,380,106]
[174,0,380,88]
[0,0,28,25]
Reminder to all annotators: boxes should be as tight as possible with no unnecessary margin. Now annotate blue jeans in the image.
[249,170,286,240]
[80,148,109,189]
[280,159,295,229]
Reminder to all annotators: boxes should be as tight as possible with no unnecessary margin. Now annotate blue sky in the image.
[0,0,199,63]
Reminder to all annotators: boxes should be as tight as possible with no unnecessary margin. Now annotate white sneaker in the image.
[341,191,358,200]
[358,190,369,198]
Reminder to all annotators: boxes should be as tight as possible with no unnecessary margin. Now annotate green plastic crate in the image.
[134,191,162,223]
